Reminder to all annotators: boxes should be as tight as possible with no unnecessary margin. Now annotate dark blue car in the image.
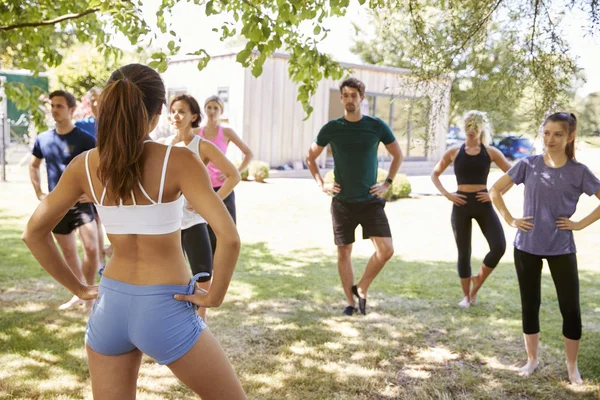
[493,136,534,160]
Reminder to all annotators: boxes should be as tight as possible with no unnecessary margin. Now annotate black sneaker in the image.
[352,285,367,315]
[342,305,357,316]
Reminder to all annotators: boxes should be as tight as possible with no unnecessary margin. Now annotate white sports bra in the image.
[84,141,184,235]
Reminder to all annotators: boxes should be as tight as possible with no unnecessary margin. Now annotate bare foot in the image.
[458,296,470,309]
[518,359,539,377]
[58,295,84,310]
[470,274,483,304]
[566,361,583,385]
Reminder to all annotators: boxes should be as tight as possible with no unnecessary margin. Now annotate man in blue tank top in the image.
[29,90,99,310]
[306,78,404,316]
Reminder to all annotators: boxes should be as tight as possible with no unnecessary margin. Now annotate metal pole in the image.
[0,76,6,182]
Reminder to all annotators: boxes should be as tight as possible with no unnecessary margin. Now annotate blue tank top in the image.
[453,144,490,185]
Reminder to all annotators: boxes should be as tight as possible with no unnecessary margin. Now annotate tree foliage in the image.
[352,0,587,133]
[578,92,600,136]
[0,0,599,131]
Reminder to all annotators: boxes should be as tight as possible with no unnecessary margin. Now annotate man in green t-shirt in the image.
[306,77,404,316]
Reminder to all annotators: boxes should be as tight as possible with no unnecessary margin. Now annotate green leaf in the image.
[313,25,321,35]
[236,50,252,65]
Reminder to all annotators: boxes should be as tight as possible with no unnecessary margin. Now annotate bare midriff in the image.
[102,231,192,286]
[457,184,487,193]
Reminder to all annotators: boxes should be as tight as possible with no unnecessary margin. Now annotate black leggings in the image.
[207,189,236,255]
[181,223,213,282]
[514,249,581,340]
[451,191,506,278]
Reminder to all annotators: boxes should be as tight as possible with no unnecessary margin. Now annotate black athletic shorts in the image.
[52,202,95,235]
[331,197,391,246]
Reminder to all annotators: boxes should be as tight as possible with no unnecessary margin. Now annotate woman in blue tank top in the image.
[22,64,246,399]
[491,112,600,385]
[431,111,512,308]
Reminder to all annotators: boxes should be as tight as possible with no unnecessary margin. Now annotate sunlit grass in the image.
[2,166,600,399]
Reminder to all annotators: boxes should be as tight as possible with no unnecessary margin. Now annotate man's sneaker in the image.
[342,305,357,316]
[352,285,367,315]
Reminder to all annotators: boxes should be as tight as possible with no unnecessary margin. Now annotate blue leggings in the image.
[451,191,506,278]
[85,273,208,365]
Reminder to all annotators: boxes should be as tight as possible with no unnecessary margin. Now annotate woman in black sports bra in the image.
[431,111,512,308]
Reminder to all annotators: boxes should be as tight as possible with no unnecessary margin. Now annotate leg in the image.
[520,333,540,377]
[53,231,85,309]
[547,253,582,384]
[331,198,358,312]
[337,244,355,308]
[182,224,213,321]
[167,328,246,400]
[514,248,544,376]
[470,204,506,302]
[451,203,473,307]
[86,345,142,400]
[356,236,394,297]
[77,220,99,285]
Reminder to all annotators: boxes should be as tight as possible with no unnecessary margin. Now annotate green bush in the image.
[323,168,411,200]
[250,161,269,183]
[236,162,250,181]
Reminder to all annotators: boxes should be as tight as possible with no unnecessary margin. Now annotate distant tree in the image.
[352,0,582,132]
[0,0,598,129]
[578,92,600,136]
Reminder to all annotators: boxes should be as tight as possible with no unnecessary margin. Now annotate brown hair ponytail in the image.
[96,64,165,201]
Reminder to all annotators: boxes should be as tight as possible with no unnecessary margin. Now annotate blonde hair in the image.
[463,110,493,146]
[204,95,225,113]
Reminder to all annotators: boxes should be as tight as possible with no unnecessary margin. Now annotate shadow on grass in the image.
[210,241,600,400]
[2,232,600,399]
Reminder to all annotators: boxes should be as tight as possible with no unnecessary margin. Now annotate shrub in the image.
[236,162,249,181]
[250,161,269,183]
[323,168,411,200]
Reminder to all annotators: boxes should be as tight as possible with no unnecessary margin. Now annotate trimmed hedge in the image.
[323,168,411,200]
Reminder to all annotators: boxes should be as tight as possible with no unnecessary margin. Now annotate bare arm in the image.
[199,140,241,199]
[224,127,253,174]
[29,155,45,200]
[22,154,95,298]
[306,142,326,188]
[305,142,339,195]
[176,150,240,307]
[557,190,600,231]
[370,140,404,197]
[384,140,403,180]
[488,146,514,194]
[431,147,466,206]
[490,173,533,232]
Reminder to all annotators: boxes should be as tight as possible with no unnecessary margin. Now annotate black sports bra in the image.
[453,144,490,185]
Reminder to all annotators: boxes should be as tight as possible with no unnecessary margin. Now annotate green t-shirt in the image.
[316,115,396,203]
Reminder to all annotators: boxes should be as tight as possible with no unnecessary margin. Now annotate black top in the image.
[453,144,490,185]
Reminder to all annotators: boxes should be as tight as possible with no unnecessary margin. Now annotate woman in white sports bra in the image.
[22,64,246,399]
[160,94,240,321]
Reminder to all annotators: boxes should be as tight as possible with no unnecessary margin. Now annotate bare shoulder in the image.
[222,126,237,137]
[444,145,461,160]
[485,145,502,158]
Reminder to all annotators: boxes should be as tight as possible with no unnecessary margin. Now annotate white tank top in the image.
[85,142,184,235]
[164,134,207,229]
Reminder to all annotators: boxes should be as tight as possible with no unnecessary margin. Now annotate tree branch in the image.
[0,8,99,32]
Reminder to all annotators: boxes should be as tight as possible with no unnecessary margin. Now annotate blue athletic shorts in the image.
[85,273,209,365]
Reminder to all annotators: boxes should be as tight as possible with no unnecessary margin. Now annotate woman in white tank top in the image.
[160,94,240,321]
[22,64,246,399]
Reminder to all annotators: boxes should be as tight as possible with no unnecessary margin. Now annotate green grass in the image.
[2,168,600,399]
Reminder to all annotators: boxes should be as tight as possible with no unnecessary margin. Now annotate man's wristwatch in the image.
[385,177,393,186]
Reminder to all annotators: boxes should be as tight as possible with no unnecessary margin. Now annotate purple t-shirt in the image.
[507,155,600,255]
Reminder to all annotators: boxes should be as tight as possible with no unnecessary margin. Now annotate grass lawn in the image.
[1,164,600,399]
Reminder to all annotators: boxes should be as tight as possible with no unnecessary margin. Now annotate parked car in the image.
[446,126,465,148]
[492,136,534,160]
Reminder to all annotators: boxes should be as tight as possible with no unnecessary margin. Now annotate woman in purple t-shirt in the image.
[490,113,600,385]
